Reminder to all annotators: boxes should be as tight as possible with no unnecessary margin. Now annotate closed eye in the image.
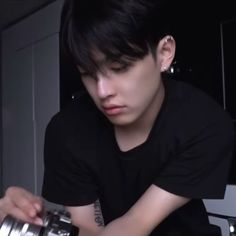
[110,63,132,73]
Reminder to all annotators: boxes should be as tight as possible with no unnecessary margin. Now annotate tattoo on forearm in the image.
[94,199,104,227]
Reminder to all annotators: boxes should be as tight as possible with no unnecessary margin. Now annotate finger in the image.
[7,207,40,224]
[33,196,43,212]
[17,195,43,218]
[0,197,29,223]
[5,187,43,218]
[33,216,44,225]
[0,198,43,226]
[1,188,43,226]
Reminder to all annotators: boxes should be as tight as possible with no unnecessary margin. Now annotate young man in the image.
[0,0,235,235]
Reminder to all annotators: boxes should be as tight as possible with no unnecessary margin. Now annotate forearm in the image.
[74,206,148,236]
[97,185,189,236]
[70,185,189,236]
[78,228,102,236]
[77,214,148,236]
[97,212,150,236]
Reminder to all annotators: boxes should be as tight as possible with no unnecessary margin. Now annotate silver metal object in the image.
[0,210,78,236]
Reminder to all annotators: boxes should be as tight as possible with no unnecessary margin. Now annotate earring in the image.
[161,66,167,72]
[165,35,173,43]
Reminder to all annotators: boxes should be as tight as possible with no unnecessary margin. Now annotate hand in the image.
[0,186,43,225]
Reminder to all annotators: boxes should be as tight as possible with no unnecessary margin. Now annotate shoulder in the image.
[163,78,235,140]
[164,78,232,122]
[45,93,103,140]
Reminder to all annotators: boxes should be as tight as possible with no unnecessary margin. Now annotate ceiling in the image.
[0,0,56,32]
[0,0,235,33]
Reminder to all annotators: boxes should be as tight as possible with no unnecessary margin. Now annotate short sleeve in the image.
[154,114,235,199]
[42,114,98,206]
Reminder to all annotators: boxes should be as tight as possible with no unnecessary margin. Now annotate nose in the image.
[97,73,114,99]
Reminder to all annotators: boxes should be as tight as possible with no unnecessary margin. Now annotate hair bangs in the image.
[61,0,154,75]
[67,22,149,76]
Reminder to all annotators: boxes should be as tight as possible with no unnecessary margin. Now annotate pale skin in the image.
[0,36,190,235]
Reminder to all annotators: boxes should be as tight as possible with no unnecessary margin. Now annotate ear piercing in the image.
[162,65,175,74]
[165,35,173,43]
[161,66,167,72]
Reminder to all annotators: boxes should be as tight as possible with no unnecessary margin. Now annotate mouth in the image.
[102,105,126,116]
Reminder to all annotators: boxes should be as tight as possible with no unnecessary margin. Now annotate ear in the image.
[156,35,176,72]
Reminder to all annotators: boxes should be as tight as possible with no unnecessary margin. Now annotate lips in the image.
[102,105,125,116]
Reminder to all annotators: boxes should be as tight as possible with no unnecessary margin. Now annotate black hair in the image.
[60,0,172,76]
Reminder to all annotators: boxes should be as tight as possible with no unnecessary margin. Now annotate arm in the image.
[67,184,189,236]
[98,184,189,236]
[66,199,104,236]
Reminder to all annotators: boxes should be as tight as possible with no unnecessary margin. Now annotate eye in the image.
[110,63,131,73]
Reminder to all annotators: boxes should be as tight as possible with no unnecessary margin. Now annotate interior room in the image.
[0,0,235,235]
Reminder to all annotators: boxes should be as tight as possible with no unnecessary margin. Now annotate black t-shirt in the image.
[42,78,235,235]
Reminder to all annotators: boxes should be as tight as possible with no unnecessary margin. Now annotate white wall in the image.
[1,0,63,196]
[0,36,2,197]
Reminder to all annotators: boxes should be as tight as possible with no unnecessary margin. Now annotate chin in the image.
[107,115,135,127]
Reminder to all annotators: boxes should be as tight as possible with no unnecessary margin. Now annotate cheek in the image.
[132,72,161,104]
[133,66,159,90]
